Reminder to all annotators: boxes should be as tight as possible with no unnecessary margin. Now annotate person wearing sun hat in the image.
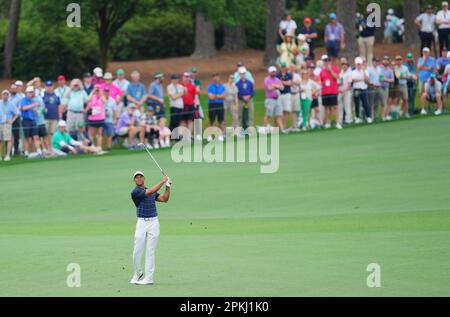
[277,32,298,68]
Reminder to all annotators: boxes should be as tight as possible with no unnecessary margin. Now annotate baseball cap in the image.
[268,66,277,73]
[83,72,92,78]
[443,2,449,7]
[423,47,431,52]
[321,54,330,61]
[237,62,244,67]
[238,67,247,74]
[382,55,390,60]
[15,80,23,86]
[2,90,10,95]
[25,86,35,93]
[388,8,394,15]
[430,73,436,79]
[304,17,312,24]
[128,103,137,108]
[45,80,53,87]
[154,72,164,79]
[58,120,67,127]
[190,67,198,73]
[147,106,155,112]
[183,72,191,78]
[171,73,180,80]
[134,171,145,178]
[93,67,103,77]
[57,75,66,82]
[117,69,125,76]
[427,4,433,10]
[406,52,414,58]
[329,13,337,20]
[104,72,113,80]
[355,57,364,65]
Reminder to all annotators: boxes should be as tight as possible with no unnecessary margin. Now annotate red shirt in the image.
[180,81,197,107]
[320,66,339,95]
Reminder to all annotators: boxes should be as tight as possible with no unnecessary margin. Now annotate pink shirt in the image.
[87,94,106,121]
[320,66,339,95]
[264,76,283,99]
[100,82,123,101]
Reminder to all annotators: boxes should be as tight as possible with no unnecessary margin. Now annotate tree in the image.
[403,0,420,49]
[222,25,247,51]
[336,0,357,58]
[3,0,21,78]
[264,0,286,66]
[192,11,217,58]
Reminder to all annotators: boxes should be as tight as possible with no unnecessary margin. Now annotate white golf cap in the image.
[423,47,430,52]
[297,34,306,41]
[2,90,10,95]
[268,66,277,73]
[104,72,113,80]
[93,67,103,77]
[15,80,23,86]
[238,66,247,74]
[25,86,35,93]
[443,1,449,6]
[133,171,145,178]
[321,54,330,61]
[58,120,67,127]
[355,57,364,65]
[388,8,394,14]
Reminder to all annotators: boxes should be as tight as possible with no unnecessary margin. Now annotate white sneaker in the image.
[405,113,411,119]
[386,116,393,121]
[130,272,143,284]
[435,110,442,116]
[421,109,427,115]
[336,123,343,130]
[367,117,373,124]
[206,136,213,142]
[160,140,165,148]
[153,144,160,149]
[355,118,363,124]
[146,144,153,150]
[165,139,171,147]
[195,135,202,141]
[135,278,153,285]
[218,135,224,142]
[324,123,331,129]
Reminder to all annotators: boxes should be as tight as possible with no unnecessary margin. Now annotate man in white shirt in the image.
[289,64,301,131]
[436,1,450,56]
[416,5,437,53]
[338,57,354,125]
[167,74,185,132]
[352,57,372,124]
[278,12,297,44]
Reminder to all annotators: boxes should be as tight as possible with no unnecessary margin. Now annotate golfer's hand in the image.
[162,175,168,183]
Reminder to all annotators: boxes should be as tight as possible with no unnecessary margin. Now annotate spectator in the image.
[277,63,293,131]
[139,106,161,149]
[19,86,42,157]
[405,53,418,115]
[338,57,354,125]
[421,74,443,115]
[320,55,342,129]
[126,71,147,116]
[299,17,318,60]
[113,69,130,115]
[394,56,412,119]
[52,120,103,156]
[103,88,117,152]
[290,64,301,131]
[233,63,255,85]
[92,67,105,86]
[116,103,140,149]
[263,66,284,133]
[180,72,198,137]
[416,5,437,53]
[147,72,166,131]
[277,33,298,68]
[436,1,450,56]
[295,34,310,65]
[42,80,60,137]
[190,67,203,123]
[309,63,323,127]
[34,91,51,155]
[379,56,395,121]
[324,13,345,63]
[368,57,383,121]
[63,79,88,140]
[55,75,69,103]
[299,67,321,131]
[384,9,400,44]
[358,7,377,66]
[101,72,124,106]
[436,48,450,81]
[352,57,372,124]
[417,47,436,96]
[167,74,185,132]
[82,72,94,95]
[224,74,239,129]
[86,84,106,149]
[0,90,20,161]
[278,12,297,44]
[27,77,44,97]
[9,83,24,156]
[206,73,226,142]
[236,68,255,130]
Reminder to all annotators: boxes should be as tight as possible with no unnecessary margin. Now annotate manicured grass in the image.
[0,112,449,296]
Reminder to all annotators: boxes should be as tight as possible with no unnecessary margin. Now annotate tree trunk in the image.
[192,12,217,59]
[263,0,286,66]
[222,25,247,51]
[336,0,357,58]
[403,0,420,49]
[99,35,110,71]
[2,0,21,78]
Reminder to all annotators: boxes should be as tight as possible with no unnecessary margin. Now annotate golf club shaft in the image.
[141,144,166,176]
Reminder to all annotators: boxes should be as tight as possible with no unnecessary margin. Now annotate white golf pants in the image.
[133,217,160,282]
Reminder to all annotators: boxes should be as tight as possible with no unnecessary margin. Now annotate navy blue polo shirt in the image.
[131,186,160,218]
[277,72,293,94]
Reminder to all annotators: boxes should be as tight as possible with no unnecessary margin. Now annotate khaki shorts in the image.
[291,93,301,112]
[265,98,282,117]
[45,120,58,135]
[398,84,409,101]
[66,111,84,133]
[279,94,292,112]
[0,124,12,141]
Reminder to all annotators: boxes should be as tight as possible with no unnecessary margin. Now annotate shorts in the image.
[279,94,292,112]
[104,122,114,137]
[398,84,409,101]
[326,40,340,58]
[389,86,399,99]
[38,124,48,138]
[0,124,12,141]
[22,119,38,138]
[182,104,195,122]
[426,95,437,103]
[208,103,225,123]
[311,99,319,109]
[87,120,105,128]
[45,120,58,135]
[291,93,301,112]
[117,127,131,137]
[265,98,283,117]
[380,87,389,105]
[322,94,338,107]
[66,111,84,132]
[150,104,166,120]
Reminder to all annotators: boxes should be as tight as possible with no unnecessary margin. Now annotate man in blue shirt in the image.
[147,72,166,130]
[0,90,20,161]
[127,71,147,116]
[417,47,436,95]
[42,80,60,137]
[236,69,255,129]
[206,73,226,142]
[8,84,24,156]
[19,86,43,157]
[130,171,171,286]
[277,64,293,131]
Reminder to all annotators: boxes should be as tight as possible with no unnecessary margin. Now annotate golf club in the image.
[137,143,167,176]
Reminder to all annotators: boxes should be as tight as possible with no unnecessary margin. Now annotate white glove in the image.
[165,178,172,188]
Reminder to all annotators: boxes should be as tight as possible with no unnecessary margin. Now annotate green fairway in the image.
[1,115,450,297]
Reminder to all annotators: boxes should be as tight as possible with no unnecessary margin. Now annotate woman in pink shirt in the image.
[320,55,342,129]
[86,84,106,149]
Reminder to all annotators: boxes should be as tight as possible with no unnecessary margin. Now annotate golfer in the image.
[130,171,171,285]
